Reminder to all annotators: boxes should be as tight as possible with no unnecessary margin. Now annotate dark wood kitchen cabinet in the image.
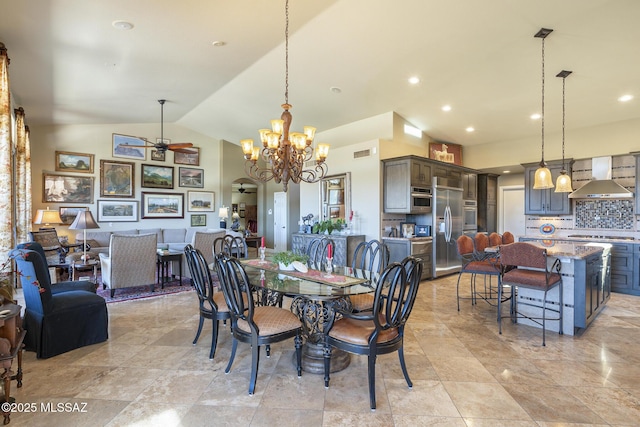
[477,173,498,233]
[383,157,431,213]
[522,160,573,215]
[462,172,477,200]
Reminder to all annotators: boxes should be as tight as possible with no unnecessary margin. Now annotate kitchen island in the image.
[515,239,611,335]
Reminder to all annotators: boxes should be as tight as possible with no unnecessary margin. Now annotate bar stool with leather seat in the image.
[499,242,563,346]
[455,235,502,310]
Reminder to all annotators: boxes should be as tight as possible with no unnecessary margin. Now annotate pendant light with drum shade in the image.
[533,28,554,189]
[555,70,573,193]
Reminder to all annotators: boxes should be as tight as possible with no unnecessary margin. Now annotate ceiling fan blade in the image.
[121,143,157,149]
[167,142,193,148]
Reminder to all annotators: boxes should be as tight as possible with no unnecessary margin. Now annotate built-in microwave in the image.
[410,186,432,213]
[463,200,478,230]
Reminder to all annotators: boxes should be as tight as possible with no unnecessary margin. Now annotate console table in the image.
[0,303,25,425]
[291,233,365,267]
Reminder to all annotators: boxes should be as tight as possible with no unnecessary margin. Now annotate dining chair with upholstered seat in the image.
[323,256,422,410]
[305,237,334,271]
[348,240,390,312]
[184,245,230,359]
[215,254,303,395]
[455,234,502,310]
[499,242,563,346]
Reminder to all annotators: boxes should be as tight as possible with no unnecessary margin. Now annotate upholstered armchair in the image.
[99,233,157,297]
[10,247,108,359]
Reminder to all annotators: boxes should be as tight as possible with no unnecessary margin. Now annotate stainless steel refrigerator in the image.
[432,177,463,278]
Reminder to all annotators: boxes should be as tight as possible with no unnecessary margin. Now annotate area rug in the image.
[95,277,195,303]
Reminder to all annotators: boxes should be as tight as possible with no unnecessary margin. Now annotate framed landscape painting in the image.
[100,160,135,198]
[142,192,184,219]
[59,206,88,225]
[187,191,214,212]
[43,173,94,203]
[97,200,138,222]
[141,164,174,189]
[55,151,94,174]
[191,214,206,227]
[113,133,147,160]
[174,147,200,166]
[179,167,204,188]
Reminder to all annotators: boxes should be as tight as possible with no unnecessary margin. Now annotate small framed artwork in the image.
[187,190,214,212]
[43,173,94,203]
[428,142,463,165]
[100,160,135,198]
[151,149,165,162]
[97,200,139,222]
[174,147,200,166]
[179,167,204,188]
[157,138,170,145]
[142,192,184,219]
[141,164,174,189]
[113,133,147,160]
[55,151,94,174]
[239,209,245,218]
[59,206,88,225]
[191,214,207,227]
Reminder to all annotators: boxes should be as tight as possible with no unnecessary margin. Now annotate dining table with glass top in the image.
[241,258,380,374]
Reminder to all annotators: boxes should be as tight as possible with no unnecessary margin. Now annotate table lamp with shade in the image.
[218,206,229,229]
[33,207,63,229]
[68,210,100,263]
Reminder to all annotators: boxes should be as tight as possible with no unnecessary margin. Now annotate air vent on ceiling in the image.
[353,149,371,159]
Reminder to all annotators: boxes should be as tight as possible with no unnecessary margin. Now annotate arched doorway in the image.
[230,178,259,234]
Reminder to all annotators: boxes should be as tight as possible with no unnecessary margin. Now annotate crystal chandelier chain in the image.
[241,0,329,192]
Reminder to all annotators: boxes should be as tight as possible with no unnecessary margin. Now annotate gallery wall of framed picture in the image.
[38,138,215,227]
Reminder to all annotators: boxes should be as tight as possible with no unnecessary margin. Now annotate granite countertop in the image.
[522,240,606,260]
[382,236,433,242]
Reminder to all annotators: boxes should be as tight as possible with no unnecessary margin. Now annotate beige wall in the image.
[29,122,221,241]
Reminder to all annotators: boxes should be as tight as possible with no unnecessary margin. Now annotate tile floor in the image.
[7,274,640,426]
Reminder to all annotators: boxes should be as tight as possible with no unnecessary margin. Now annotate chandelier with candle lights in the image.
[241,0,329,192]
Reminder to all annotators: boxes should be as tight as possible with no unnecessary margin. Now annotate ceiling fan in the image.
[123,99,196,154]
[237,183,255,194]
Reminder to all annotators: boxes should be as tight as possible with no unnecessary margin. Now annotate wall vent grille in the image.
[353,149,371,159]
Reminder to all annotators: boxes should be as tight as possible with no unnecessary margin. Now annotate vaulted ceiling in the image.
[1,0,638,150]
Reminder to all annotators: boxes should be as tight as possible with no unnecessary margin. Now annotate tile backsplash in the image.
[574,199,634,229]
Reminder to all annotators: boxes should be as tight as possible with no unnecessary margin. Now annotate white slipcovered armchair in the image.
[99,233,157,297]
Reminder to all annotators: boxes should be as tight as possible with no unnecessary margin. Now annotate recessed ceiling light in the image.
[530,113,541,120]
[211,41,226,47]
[503,170,511,174]
[618,94,633,102]
[330,87,342,94]
[465,127,475,133]
[408,76,420,85]
[112,20,134,30]
[441,105,452,112]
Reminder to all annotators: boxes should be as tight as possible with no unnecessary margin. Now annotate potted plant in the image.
[312,219,346,235]
[272,251,308,271]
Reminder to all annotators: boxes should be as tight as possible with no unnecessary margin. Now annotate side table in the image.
[71,259,100,283]
[156,251,183,288]
[0,303,26,425]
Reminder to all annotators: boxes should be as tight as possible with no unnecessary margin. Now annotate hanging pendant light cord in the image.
[561,75,565,168]
[284,0,289,105]
[540,36,545,164]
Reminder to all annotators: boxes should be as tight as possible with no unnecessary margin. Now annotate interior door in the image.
[273,192,288,252]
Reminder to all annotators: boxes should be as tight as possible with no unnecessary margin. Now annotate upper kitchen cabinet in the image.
[523,160,573,215]
[432,163,462,181]
[462,172,477,200]
[635,153,640,214]
[383,157,431,214]
[477,173,498,232]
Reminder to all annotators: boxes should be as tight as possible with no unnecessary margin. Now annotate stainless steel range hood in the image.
[568,156,633,199]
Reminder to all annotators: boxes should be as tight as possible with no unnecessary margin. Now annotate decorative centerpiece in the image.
[272,251,308,271]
